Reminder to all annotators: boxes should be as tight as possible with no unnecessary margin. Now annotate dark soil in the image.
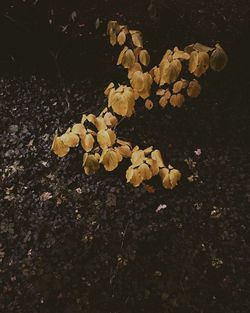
[0,1,250,313]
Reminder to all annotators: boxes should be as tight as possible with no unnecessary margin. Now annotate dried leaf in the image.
[52,135,70,157]
[81,133,95,152]
[83,153,100,175]
[170,93,185,107]
[117,30,126,45]
[128,62,142,79]
[130,30,143,48]
[210,43,228,71]
[61,132,79,147]
[139,49,150,66]
[160,59,182,85]
[101,149,119,171]
[187,80,201,97]
[151,150,165,168]
[104,82,115,96]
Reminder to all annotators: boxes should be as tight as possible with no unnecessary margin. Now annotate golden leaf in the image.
[139,73,153,99]
[101,149,119,171]
[131,150,145,167]
[170,94,185,107]
[81,133,95,152]
[139,49,150,66]
[106,129,117,145]
[144,146,153,154]
[61,132,79,147]
[103,112,118,128]
[130,30,143,48]
[117,139,132,148]
[145,99,153,110]
[194,52,210,77]
[151,150,165,168]
[97,130,111,148]
[107,21,120,46]
[189,51,199,73]
[156,89,166,96]
[122,49,136,69]
[117,46,128,65]
[115,145,132,158]
[146,158,159,176]
[117,30,126,45]
[169,169,181,188]
[159,168,171,189]
[210,44,228,72]
[187,80,201,98]
[83,153,100,175]
[159,95,169,108]
[193,43,214,53]
[173,50,190,60]
[160,59,182,85]
[149,66,160,84]
[173,80,183,93]
[52,134,70,157]
[104,82,115,96]
[126,167,143,187]
[131,71,144,91]
[128,62,142,79]
[71,123,86,136]
[138,163,152,180]
[108,86,135,117]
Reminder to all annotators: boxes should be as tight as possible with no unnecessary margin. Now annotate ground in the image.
[0,1,250,312]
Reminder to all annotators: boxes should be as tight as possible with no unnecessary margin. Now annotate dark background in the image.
[0,1,250,313]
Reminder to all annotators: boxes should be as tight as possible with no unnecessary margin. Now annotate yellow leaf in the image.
[106,129,117,145]
[210,44,228,72]
[170,93,185,107]
[187,80,201,98]
[115,145,132,158]
[131,71,144,92]
[126,167,143,187]
[104,82,114,96]
[151,150,165,168]
[108,86,135,117]
[130,30,143,48]
[146,158,159,176]
[83,153,100,175]
[97,130,113,148]
[160,59,182,85]
[172,80,184,93]
[81,133,95,152]
[159,95,169,108]
[122,49,136,69]
[193,43,214,53]
[117,46,128,65]
[102,149,119,171]
[159,168,171,189]
[138,163,152,180]
[194,52,209,77]
[189,51,199,73]
[71,123,86,136]
[173,50,190,60]
[169,169,181,188]
[117,30,126,45]
[52,134,70,157]
[145,99,153,110]
[128,62,142,79]
[60,132,79,147]
[131,150,145,167]
[156,89,166,96]
[139,49,150,66]
[103,112,118,128]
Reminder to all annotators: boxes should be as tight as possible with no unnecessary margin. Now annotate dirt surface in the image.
[1,1,250,312]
